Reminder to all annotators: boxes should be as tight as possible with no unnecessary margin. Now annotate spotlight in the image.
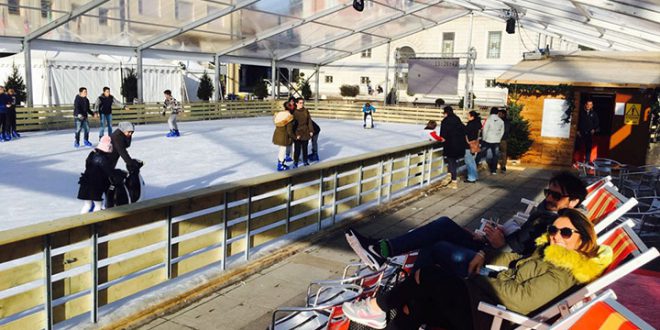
[353,0,364,12]
[506,17,516,34]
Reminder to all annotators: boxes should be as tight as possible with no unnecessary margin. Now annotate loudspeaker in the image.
[353,0,364,12]
[506,18,516,34]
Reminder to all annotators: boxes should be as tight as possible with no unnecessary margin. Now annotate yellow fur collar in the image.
[535,235,613,283]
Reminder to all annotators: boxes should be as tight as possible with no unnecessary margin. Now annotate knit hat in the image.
[118,121,134,132]
[96,135,113,153]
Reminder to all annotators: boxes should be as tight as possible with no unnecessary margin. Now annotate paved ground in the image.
[137,164,659,330]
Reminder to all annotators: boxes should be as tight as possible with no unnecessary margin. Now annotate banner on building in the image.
[407,58,459,95]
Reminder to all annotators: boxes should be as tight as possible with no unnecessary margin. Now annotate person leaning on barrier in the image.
[440,106,467,189]
[345,171,588,278]
[342,209,612,330]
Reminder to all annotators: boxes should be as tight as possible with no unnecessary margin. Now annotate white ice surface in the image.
[0,117,423,232]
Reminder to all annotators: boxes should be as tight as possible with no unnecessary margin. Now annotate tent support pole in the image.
[271,59,277,100]
[383,41,391,105]
[215,54,221,102]
[464,12,474,112]
[314,65,320,109]
[137,49,143,104]
[24,41,33,107]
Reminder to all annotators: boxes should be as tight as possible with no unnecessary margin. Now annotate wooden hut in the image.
[496,51,660,166]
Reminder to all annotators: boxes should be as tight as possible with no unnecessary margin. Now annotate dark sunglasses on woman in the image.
[547,225,580,239]
[544,188,569,200]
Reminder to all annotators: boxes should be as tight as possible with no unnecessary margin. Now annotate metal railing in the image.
[0,141,446,329]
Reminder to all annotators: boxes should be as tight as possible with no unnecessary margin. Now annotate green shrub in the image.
[339,84,360,97]
[507,102,534,159]
[197,71,214,101]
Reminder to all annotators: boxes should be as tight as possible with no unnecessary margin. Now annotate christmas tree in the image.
[4,64,26,105]
[506,102,534,159]
[121,68,138,104]
[197,71,214,101]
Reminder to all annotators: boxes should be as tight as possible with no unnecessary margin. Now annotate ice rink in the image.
[0,117,424,231]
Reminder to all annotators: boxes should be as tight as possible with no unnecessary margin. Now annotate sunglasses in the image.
[544,188,569,200]
[547,225,580,239]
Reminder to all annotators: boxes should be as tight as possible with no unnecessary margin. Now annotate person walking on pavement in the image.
[482,107,505,175]
[94,86,128,140]
[439,106,466,189]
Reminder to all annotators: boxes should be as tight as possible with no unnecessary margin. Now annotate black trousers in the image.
[293,140,309,163]
[8,108,16,133]
[446,157,458,180]
[0,113,7,136]
[375,266,474,330]
[582,134,593,162]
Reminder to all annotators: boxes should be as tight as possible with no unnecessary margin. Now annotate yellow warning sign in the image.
[624,103,641,125]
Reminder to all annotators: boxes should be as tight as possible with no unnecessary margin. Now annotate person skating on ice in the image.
[73,87,95,148]
[272,101,296,171]
[308,120,321,162]
[77,135,114,213]
[0,86,13,142]
[284,96,296,163]
[161,89,182,137]
[292,98,313,168]
[362,102,376,128]
[7,88,19,138]
[93,87,128,140]
[109,121,141,173]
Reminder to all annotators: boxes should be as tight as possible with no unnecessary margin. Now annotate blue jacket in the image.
[362,104,376,113]
[0,93,12,114]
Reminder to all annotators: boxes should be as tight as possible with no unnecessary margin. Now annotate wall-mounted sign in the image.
[541,98,571,138]
[624,103,641,125]
[614,102,625,116]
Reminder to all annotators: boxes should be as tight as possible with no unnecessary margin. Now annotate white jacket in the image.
[482,114,505,143]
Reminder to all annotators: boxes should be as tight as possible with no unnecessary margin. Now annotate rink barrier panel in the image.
[13,100,484,132]
[0,141,447,329]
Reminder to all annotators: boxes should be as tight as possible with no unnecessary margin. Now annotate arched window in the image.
[396,46,416,64]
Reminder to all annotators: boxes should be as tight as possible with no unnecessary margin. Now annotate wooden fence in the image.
[14,100,485,132]
[0,141,446,330]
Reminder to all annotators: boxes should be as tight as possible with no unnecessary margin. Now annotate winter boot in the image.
[3,133,10,142]
[303,161,310,166]
[12,131,20,138]
[308,153,319,162]
[285,154,293,162]
[174,129,180,137]
[83,140,93,147]
[166,130,175,137]
[74,141,80,148]
[277,161,289,172]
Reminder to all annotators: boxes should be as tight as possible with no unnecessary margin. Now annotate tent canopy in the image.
[0,0,657,67]
[496,51,660,88]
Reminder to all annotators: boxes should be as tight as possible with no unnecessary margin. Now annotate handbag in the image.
[468,139,481,154]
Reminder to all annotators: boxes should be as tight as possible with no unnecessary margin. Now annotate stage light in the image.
[506,17,516,34]
[353,0,364,12]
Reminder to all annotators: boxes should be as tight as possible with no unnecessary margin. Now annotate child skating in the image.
[162,89,182,137]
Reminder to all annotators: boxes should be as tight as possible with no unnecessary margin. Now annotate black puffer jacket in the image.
[109,129,138,170]
[78,150,114,201]
[440,114,467,158]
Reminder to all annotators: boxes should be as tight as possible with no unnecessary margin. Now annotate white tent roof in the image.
[0,0,656,67]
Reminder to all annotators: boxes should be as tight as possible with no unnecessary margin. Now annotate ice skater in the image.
[284,96,296,162]
[273,101,296,171]
[77,135,114,213]
[7,88,19,138]
[0,86,13,142]
[362,102,375,128]
[308,120,321,162]
[110,121,141,173]
[73,87,95,148]
[293,98,313,168]
[161,89,182,137]
[94,87,128,140]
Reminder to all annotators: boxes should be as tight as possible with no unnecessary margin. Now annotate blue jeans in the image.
[388,217,484,278]
[464,149,478,182]
[483,142,499,173]
[74,117,90,143]
[99,113,112,138]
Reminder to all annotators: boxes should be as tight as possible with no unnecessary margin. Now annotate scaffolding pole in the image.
[271,59,277,100]
[314,65,320,110]
[214,54,221,102]
[464,12,474,111]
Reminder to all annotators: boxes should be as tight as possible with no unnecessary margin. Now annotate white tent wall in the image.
[0,57,48,106]
[49,61,122,105]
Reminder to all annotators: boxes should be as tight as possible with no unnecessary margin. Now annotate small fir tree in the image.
[4,64,26,105]
[120,68,138,104]
[300,80,312,100]
[253,79,268,100]
[197,71,214,101]
[507,102,534,159]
